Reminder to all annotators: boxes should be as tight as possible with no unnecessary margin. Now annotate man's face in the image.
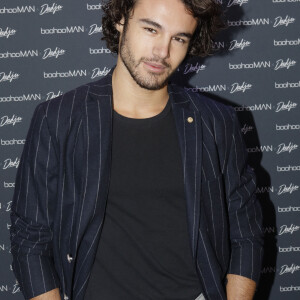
[117,0,197,90]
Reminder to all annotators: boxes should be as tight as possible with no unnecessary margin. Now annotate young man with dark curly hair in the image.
[10,0,263,299]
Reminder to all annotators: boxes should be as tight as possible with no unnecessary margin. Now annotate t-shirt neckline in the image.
[113,98,171,124]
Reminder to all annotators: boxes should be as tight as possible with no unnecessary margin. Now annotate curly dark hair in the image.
[101,0,225,57]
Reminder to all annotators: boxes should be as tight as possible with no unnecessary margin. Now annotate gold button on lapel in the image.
[187,117,193,123]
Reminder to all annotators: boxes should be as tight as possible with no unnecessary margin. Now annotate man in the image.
[10,0,263,299]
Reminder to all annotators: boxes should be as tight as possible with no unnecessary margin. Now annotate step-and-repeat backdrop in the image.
[0,0,299,299]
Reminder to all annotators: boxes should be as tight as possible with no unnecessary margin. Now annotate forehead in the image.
[132,0,197,33]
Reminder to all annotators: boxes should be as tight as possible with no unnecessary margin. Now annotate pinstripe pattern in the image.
[10,70,263,300]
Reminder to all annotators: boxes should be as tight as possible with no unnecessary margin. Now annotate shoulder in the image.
[34,74,112,127]
[169,83,235,124]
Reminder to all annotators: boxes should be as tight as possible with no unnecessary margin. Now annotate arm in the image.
[225,109,264,296]
[30,288,60,300]
[10,103,61,299]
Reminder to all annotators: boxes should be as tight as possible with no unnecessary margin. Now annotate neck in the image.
[112,59,169,119]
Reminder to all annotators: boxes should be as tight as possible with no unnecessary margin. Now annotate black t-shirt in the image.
[84,98,202,300]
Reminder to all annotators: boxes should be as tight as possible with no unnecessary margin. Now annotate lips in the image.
[143,61,167,73]
[145,62,165,68]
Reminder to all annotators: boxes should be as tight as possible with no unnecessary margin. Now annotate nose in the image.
[153,37,171,60]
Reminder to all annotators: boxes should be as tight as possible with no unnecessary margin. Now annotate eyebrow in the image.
[139,18,193,39]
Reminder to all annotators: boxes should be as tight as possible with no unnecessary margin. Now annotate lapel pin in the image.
[187,117,194,123]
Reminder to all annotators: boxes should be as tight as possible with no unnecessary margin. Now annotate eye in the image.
[173,37,187,44]
[144,27,157,34]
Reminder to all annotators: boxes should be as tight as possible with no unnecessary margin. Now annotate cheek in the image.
[170,46,188,65]
[133,32,154,51]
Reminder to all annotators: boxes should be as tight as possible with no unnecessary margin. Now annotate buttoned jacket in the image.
[10,69,263,300]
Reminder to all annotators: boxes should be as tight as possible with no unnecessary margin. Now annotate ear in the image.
[115,17,125,34]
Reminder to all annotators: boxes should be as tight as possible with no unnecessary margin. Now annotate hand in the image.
[226,274,256,300]
[30,288,61,300]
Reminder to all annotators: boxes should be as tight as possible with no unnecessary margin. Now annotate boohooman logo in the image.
[277,165,300,172]
[89,47,111,55]
[275,81,300,89]
[41,26,84,35]
[276,124,300,130]
[256,186,274,194]
[261,266,276,274]
[279,207,300,214]
[247,145,273,153]
[1,139,25,146]
[229,61,271,70]
[280,286,300,292]
[234,104,272,111]
[43,70,87,78]
[274,38,300,46]
[0,6,35,14]
[228,18,270,27]
[0,94,41,103]
[3,182,15,188]
[185,85,226,93]
[87,3,102,10]
[279,245,300,252]
[0,50,39,59]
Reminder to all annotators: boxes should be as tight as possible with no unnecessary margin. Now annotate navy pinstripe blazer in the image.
[10,69,263,300]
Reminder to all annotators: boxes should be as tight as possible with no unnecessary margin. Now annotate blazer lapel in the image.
[72,74,114,249]
[71,74,114,297]
[168,84,203,261]
[84,73,114,222]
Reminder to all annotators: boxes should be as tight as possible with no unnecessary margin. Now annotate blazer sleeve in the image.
[10,103,60,299]
[225,108,264,284]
